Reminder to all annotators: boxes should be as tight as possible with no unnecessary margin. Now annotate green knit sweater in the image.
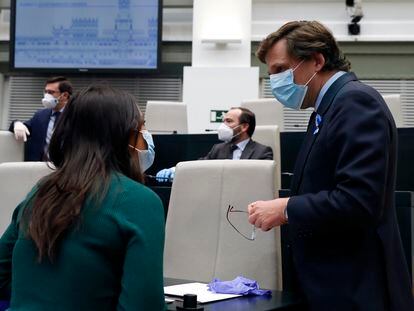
[0,174,166,311]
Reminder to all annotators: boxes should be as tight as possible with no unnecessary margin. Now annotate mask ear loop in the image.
[56,94,62,105]
[231,123,244,140]
[292,59,317,86]
[128,127,140,151]
[305,72,318,86]
[292,59,305,72]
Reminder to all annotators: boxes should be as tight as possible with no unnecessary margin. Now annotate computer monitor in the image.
[10,0,162,73]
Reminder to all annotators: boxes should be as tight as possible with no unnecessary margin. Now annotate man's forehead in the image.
[264,39,291,66]
[45,82,60,91]
[225,109,241,119]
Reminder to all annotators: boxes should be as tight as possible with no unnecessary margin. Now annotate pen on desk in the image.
[165,296,183,302]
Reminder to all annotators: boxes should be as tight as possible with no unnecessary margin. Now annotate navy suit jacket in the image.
[200,139,273,160]
[9,108,53,161]
[286,73,413,310]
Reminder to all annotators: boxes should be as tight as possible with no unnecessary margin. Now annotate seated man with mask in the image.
[156,107,273,182]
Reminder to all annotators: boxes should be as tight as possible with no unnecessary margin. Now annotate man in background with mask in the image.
[155,107,273,182]
[247,21,413,310]
[9,76,72,161]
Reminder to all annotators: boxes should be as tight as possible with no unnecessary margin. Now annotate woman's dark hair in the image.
[23,84,143,262]
[256,21,350,72]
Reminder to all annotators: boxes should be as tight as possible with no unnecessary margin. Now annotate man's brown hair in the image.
[45,76,73,96]
[256,21,350,72]
[231,107,256,137]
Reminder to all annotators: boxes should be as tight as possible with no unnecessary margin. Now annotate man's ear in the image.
[62,92,70,101]
[240,122,249,134]
[313,52,325,72]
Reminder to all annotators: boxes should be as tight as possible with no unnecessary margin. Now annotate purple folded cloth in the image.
[208,276,271,296]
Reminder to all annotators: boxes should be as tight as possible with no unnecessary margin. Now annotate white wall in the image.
[163,0,414,42]
[252,0,414,41]
[192,0,251,67]
[184,67,259,133]
[184,0,259,133]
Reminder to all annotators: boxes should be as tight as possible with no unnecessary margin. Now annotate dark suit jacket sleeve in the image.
[199,144,220,160]
[9,117,34,133]
[259,145,273,160]
[246,141,273,159]
[287,89,392,228]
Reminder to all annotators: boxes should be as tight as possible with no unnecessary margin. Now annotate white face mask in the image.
[42,93,59,109]
[217,123,241,142]
[129,130,155,172]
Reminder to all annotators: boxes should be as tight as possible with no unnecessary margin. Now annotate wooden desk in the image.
[164,278,305,311]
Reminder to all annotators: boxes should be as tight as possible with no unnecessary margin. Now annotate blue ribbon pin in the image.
[313,114,322,135]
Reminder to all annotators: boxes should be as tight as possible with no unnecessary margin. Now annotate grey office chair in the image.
[252,125,281,192]
[382,94,403,127]
[145,101,188,134]
[0,162,53,234]
[0,131,24,163]
[241,98,284,130]
[164,160,282,290]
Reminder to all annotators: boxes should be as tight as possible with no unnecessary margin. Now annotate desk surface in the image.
[164,278,304,311]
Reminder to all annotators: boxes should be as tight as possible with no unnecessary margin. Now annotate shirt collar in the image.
[314,71,346,111]
[236,138,250,151]
[53,106,65,114]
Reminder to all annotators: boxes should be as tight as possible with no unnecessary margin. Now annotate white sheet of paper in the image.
[164,282,241,303]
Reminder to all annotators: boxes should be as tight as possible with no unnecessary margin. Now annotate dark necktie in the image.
[44,111,61,159]
[228,144,238,159]
[53,111,61,129]
[307,111,316,133]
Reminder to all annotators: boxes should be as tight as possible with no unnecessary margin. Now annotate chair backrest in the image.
[0,131,24,163]
[252,125,281,191]
[164,160,282,290]
[145,101,188,134]
[241,98,284,130]
[382,94,403,127]
[0,162,53,234]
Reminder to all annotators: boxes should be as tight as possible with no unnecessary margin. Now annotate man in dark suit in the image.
[9,77,73,161]
[247,21,413,310]
[156,107,273,181]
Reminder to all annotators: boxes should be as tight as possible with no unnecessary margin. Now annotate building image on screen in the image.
[13,0,160,70]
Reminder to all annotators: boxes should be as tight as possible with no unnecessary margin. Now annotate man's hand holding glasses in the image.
[226,205,256,241]
[247,198,289,231]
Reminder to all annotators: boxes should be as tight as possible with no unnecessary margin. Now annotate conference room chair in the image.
[145,100,188,134]
[252,125,281,192]
[241,98,285,130]
[0,162,52,235]
[164,160,282,290]
[382,94,403,127]
[0,131,24,163]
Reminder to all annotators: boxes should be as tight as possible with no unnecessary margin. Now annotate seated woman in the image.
[0,85,166,310]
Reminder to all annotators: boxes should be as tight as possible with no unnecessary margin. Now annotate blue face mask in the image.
[269,60,317,110]
[129,130,155,172]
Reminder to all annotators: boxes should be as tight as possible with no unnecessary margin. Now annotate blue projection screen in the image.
[11,0,161,72]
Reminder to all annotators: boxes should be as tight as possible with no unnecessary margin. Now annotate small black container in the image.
[176,294,204,311]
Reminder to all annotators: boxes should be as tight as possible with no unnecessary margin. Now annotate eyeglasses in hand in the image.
[226,205,256,241]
